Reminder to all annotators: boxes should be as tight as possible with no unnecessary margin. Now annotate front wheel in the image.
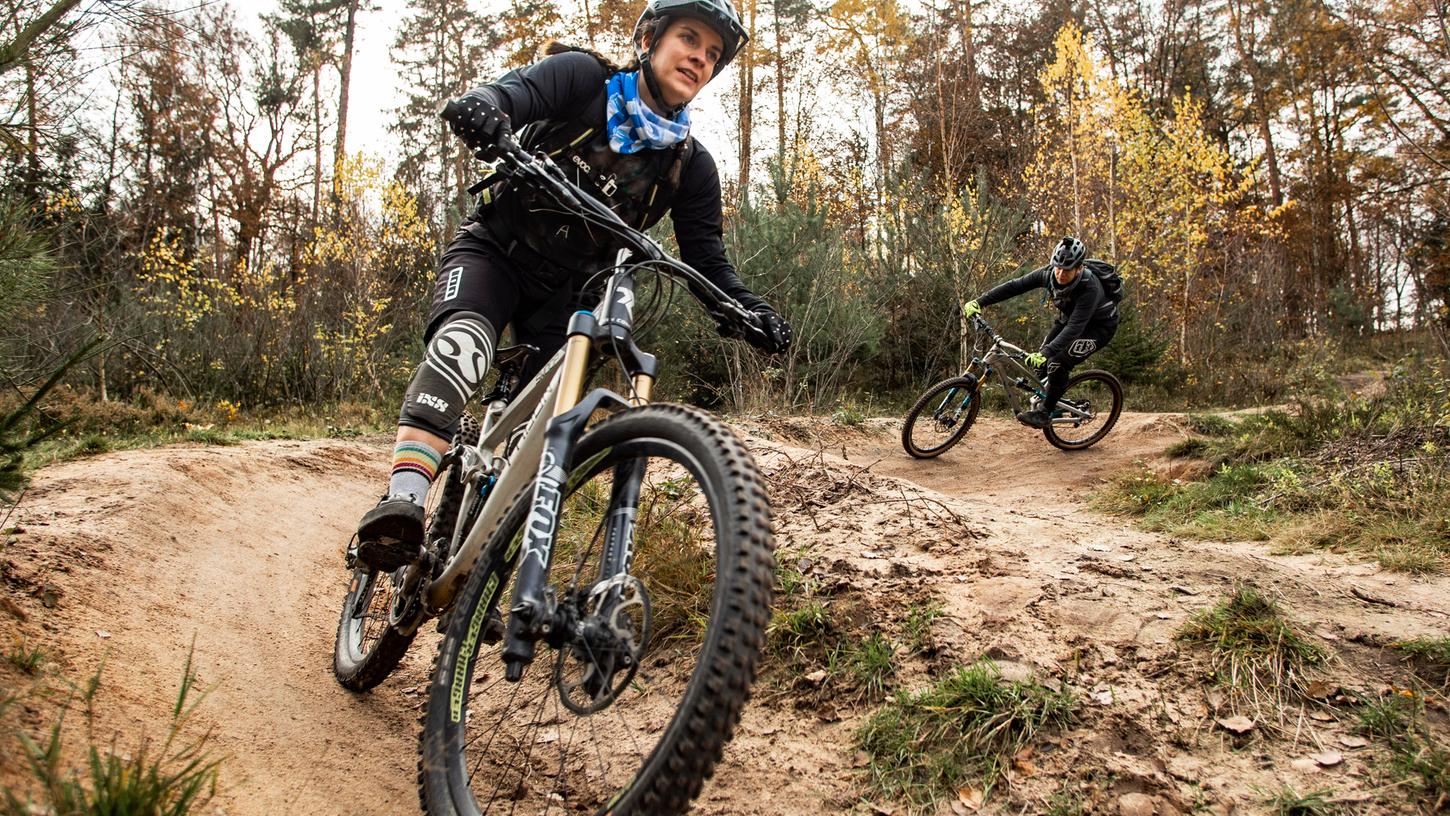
[1043,369,1123,451]
[419,403,775,816]
[901,376,981,458]
[333,413,479,691]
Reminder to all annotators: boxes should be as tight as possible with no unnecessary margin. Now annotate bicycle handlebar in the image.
[480,136,767,344]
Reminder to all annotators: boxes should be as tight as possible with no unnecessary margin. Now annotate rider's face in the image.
[643,19,723,110]
[1054,265,1081,286]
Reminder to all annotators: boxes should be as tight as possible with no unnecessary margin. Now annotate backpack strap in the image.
[639,135,693,228]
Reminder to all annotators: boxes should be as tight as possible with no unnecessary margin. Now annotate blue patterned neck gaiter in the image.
[605,70,691,155]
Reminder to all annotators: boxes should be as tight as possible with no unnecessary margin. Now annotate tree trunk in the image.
[1069,85,1081,233]
[773,0,786,186]
[1226,0,1283,205]
[24,58,39,192]
[959,0,980,115]
[312,64,322,224]
[736,0,758,204]
[0,0,84,77]
[333,0,360,183]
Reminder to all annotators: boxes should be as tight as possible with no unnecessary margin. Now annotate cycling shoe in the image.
[1015,410,1050,429]
[355,494,425,572]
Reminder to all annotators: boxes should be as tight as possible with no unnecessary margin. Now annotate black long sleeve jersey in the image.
[977,261,1120,358]
[468,51,763,310]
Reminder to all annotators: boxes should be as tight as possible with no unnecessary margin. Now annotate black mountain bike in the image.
[332,133,776,815]
[901,314,1123,457]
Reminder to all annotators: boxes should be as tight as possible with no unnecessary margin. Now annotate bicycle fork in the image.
[501,274,657,682]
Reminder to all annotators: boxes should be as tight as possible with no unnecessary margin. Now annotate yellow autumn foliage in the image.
[1025,22,1281,363]
[304,154,432,391]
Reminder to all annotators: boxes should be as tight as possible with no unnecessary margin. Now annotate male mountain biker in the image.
[962,236,1121,429]
[352,0,791,572]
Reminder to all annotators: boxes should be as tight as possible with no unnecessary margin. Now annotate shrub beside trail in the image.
[1097,358,1450,572]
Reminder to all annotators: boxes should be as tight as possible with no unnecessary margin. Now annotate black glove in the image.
[440,92,512,150]
[745,303,792,355]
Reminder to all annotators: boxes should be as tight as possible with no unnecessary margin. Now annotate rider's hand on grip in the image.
[440,92,512,152]
[740,303,791,355]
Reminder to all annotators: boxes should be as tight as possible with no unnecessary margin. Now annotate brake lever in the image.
[712,301,767,344]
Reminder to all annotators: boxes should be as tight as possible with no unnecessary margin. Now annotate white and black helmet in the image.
[633,0,750,77]
[1051,236,1086,269]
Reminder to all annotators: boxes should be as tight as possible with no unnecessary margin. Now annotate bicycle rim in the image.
[902,377,980,458]
[420,404,774,816]
[334,414,478,690]
[1043,370,1123,450]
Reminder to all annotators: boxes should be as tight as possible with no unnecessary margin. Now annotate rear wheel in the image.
[333,412,479,691]
[1043,370,1122,451]
[418,403,774,816]
[901,376,980,458]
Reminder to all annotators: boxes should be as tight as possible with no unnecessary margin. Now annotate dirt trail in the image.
[0,440,423,814]
[2,413,1447,814]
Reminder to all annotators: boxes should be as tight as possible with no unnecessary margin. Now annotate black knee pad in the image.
[398,311,497,436]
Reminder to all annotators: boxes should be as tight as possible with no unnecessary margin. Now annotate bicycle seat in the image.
[494,344,538,376]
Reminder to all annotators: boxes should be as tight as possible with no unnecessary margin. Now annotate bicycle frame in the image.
[421,256,650,622]
[969,316,1093,424]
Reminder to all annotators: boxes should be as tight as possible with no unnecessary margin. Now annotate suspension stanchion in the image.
[554,312,595,418]
[630,374,655,406]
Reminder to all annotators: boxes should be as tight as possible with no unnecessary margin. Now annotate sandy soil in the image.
[1,412,1446,815]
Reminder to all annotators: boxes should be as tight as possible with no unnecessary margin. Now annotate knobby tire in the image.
[418,403,775,816]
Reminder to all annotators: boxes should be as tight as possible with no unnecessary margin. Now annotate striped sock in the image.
[388,441,442,504]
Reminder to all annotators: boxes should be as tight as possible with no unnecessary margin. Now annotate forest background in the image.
[0,0,1447,433]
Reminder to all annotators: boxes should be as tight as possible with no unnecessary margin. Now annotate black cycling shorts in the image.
[425,222,601,385]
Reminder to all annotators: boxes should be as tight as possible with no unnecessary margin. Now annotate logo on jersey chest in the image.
[571,154,618,197]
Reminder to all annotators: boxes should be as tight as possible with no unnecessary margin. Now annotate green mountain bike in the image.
[901,314,1123,457]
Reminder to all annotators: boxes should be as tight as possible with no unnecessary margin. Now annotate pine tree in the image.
[391,0,493,236]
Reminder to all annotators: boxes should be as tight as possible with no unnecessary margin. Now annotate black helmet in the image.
[633,0,749,77]
[1051,236,1086,269]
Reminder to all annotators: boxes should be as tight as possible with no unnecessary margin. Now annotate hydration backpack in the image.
[1083,259,1125,304]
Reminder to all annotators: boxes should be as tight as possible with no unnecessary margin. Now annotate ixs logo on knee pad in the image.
[1069,339,1098,357]
[415,393,449,413]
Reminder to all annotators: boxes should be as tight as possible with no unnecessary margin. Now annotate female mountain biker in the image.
[961,236,1121,429]
[353,0,792,571]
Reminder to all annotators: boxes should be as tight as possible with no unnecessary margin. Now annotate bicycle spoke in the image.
[904,378,980,457]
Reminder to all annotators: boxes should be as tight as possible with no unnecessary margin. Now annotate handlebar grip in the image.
[495,130,521,155]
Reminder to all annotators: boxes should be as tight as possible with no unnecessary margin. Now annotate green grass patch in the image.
[2,647,219,815]
[4,386,394,474]
[856,661,1075,813]
[1392,637,1450,686]
[6,638,46,675]
[1176,585,1328,717]
[849,632,896,701]
[766,600,900,701]
[1265,787,1339,816]
[830,403,867,427]
[1094,464,1285,541]
[1099,359,1450,571]
[1356,691,1450,804]
[901,600,943,655]
[770,600,834,658]
[1166,437,1212,458]
[1184,413,1238,437]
